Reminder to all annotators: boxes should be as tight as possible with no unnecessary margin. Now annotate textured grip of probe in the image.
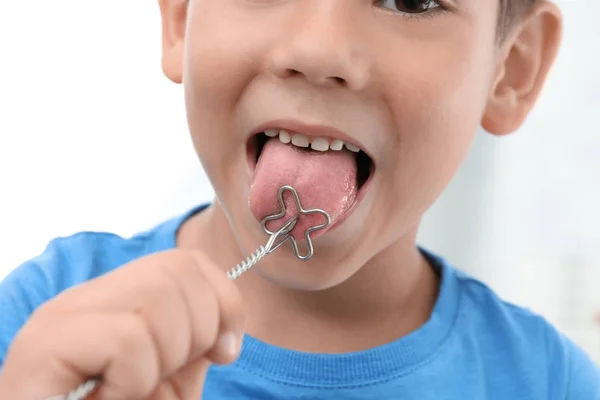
[226,245,268,280]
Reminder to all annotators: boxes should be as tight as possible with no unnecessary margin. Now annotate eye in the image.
[378,0,441,14]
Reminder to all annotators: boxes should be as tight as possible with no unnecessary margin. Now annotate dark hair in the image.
[498,0,538,39]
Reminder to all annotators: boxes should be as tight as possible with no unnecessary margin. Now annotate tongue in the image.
[249,138,357,240]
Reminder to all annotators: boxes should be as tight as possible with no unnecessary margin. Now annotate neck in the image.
[178,201,439,353]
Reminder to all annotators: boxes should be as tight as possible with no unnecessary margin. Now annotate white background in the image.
[0,1,599,362]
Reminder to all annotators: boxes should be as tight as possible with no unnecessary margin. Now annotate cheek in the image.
[378,36,495,210]
[183,1,279,115]
[182,8,263,192]
[183,19,252,125]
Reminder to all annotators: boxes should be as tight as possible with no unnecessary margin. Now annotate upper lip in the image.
[249,119,369,155]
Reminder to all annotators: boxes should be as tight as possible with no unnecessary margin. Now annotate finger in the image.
[47,250,225,373]
[0,312,160,400]
[97,251,224,398]
[189,251,246,364]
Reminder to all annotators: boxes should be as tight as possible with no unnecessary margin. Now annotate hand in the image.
[0,249,245,400]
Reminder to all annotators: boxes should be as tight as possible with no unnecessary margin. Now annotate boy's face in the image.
[159,0,559,289]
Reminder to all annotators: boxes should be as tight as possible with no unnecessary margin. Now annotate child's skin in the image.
[0,0,562,398]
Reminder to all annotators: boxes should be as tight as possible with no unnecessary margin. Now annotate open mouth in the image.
[247,128,375,237]
[248,130,374,193]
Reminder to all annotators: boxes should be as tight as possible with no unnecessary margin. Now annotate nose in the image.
[267,5,371,91]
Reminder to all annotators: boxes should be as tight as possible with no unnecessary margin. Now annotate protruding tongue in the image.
[249,138,357,240]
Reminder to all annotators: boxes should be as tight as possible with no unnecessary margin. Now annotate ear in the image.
[482,1,563,135]
[158,0,188,84]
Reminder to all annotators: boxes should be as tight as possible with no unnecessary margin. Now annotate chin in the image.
[253,258,362,291]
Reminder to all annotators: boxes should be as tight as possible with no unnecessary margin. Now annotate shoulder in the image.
[0,205,206,296]
[450,266,600,399]
[2,225,167,297]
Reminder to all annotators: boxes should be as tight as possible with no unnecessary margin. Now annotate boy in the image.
[0,0,598,398]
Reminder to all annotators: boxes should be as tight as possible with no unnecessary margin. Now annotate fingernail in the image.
[216,332,241,359]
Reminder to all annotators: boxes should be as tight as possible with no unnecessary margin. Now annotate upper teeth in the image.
[264,129,360,153]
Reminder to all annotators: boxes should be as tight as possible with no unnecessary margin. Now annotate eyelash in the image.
[374,0,452,21]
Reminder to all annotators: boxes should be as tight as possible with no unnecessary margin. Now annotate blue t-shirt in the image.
[1,206,599,399]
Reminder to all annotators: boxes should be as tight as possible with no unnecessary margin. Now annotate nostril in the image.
[280,68,347,86]
[332,76,346,85]
[286,69,302,77]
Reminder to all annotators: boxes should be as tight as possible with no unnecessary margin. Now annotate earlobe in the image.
[158,0,188,84]
[482,1,563,135]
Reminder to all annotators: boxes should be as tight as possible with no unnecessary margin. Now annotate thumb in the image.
[204,330,243,365]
